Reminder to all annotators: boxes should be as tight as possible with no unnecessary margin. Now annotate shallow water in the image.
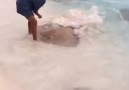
[0,0,129,90]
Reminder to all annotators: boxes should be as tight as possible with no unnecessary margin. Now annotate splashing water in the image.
[0,0,129,90]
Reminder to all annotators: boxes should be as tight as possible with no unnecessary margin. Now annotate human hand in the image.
[38,14,42,19]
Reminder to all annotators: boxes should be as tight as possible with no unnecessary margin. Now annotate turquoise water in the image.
[50,0,129,45]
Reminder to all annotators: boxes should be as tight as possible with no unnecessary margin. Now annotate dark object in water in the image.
[38,23,80,47]
[120,8,129,21]
[73,87,91,90]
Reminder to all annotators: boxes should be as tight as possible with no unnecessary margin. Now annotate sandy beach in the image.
[0,0,129,90]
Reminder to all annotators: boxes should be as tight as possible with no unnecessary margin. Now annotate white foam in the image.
[50,6,103,37]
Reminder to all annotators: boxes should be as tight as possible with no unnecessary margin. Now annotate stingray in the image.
[119,8,129,21]
[38,23,80,47]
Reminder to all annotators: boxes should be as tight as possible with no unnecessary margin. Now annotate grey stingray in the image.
[38,23,80,47]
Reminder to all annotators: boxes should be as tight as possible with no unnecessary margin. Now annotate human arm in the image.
[33,11,42,18]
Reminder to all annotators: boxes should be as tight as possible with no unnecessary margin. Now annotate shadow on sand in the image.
[73,87,92,90]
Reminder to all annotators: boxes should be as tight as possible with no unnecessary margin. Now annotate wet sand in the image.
[0,75,23,90]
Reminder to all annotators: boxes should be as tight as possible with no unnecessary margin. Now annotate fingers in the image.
[38,15,42,18]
